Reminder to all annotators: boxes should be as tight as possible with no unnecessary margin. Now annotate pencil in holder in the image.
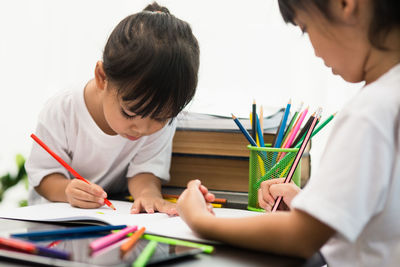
[247,145,301,212]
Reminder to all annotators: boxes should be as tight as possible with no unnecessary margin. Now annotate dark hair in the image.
[278,0,400,49]
[102,2,199,120]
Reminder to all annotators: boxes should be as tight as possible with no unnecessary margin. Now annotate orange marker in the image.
[30,133,116,210]
[120,227,146,255]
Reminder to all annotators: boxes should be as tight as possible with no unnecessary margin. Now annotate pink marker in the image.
[90,225,138,252]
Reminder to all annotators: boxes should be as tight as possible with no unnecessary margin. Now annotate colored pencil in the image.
[0,236,36,253]
[0,236,70,260]
[30,133,116,210]
[46,240,61,248]
[283,107,308,149]
[120,227,146,256]
[90,225,138,252]
[283,104,306,146]
[291,112,315,148]
[255,112,267,175]
[293,112,336,148]
[231,114,257,147]
[273,99,292,148]
[12,225,127,240]
[255,114,265,147]
[277,112,316,161]
[163,194,226,204]
[164,197,222,208]
[282,101,303,144]
[133,240,158,267]
[231,114,269,164]
[252,100,257,141]
[272,108,322,212]
[125,195,227,205]
[260,106,264,137]
[142,234,214,254]
[35,245,71,260]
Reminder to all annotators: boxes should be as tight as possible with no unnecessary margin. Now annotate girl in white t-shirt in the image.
[26,2,199,215]
[177,0,400,265]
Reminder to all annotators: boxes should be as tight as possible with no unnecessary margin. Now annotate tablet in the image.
[0,236,203,267]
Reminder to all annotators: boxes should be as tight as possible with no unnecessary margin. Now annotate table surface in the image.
[0,218,326,267]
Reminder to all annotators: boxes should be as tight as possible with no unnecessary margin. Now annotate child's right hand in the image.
[258,178,301,212]
[65,179,107,209]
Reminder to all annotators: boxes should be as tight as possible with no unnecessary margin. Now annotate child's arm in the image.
[128,173,177,215]
[35,173,108,209]
[177,180,335,259]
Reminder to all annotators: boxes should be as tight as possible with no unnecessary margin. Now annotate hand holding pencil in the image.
[30,134,116,210]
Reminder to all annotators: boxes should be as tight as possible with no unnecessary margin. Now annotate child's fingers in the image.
[259,180,277,206]
[69,197,103,209]
[89,183,107,198]
[66,180,105,205]
[130,201,141,214]
[192,180,215,202]
[257,188,267,209]
[130,199,155,214]
[155,200,178,216]
[71,188,105,205]
[187,179,202,191]
[270,183,300,199]
[204,192,215,203]
[69,179,107,198]
[206,203,215,215]
[199,184,208,195]
[257,187,273,211]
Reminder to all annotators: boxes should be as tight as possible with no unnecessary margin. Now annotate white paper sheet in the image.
[0,200,262,243]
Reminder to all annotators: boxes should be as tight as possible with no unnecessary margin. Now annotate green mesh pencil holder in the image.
[247,145,301,212]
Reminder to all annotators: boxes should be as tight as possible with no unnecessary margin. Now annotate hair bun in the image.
[143,1,170,14]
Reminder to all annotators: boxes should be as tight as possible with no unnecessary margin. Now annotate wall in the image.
[0,0,360,177]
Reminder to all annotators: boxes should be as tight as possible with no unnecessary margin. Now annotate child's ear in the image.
[334,0,358,24]
[94,61,107,90]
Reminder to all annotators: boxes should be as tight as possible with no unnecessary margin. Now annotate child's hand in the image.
[65,179,107,209]
[258,178,301,212]
[130,195,177,215]
[177,179,215,225]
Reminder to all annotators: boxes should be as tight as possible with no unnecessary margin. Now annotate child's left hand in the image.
[177,179,215,226]
[130,195,177,215]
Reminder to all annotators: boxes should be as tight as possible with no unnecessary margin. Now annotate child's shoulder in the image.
[340,64,400,134]
[39,83,86,122]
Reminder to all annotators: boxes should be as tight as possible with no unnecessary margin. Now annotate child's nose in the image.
[133,118,158,135]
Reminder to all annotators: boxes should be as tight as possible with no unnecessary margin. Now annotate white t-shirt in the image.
[292,63,400,267]
[26,83,177,205]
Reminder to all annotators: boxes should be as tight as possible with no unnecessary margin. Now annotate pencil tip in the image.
[110,204,116,210]
[231,113,236,119]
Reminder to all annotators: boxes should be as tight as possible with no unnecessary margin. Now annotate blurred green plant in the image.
[0,154,28,206]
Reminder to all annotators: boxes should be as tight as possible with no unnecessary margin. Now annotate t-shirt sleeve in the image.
[25,101,72,187]
[291,112,393,242]
[126,119,177,182]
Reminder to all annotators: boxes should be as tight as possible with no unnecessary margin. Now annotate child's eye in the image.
[121,109,137,120]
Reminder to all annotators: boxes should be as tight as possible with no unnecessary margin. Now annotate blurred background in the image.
[0,0,360,208]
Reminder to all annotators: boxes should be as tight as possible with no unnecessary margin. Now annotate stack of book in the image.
[166,111,311,192]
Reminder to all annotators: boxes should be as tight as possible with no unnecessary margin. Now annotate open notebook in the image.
[0,200,262,243]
